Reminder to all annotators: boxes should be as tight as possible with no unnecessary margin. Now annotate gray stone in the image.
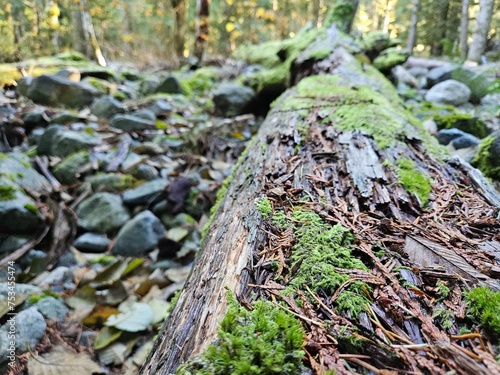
[54,67,81,82]
[37,124,100,157]
[0,307,46,362]
[111,210,165,256]
[28,127,45,145]
[0,177,44,234]
[490,136,500,168]
[16,76,33,97]
[392,65,418,88]
[212,82,255,117]
[0,235,31,254]
[406,66,428,78]
[24,74,102,108]
[76,192,130,233]
[73,232,111,253]
[19,249,48,274]
[481,93,500,107]
[120,152,145,172]
[0,152,52,193]
[53,151,89,184]
[373,48,409,71]
[140,78,160,96]
[22,109,48,130]
[452,134,480,149]
[132,164,158,181]
[422,119,438,134]
[437,128,470,145]
[149,99,173,116]
[85,173,134,192]
[110,114,157,132]
[33,296,68,322]
[156,76,183,94]
[36,266,73,287]
[132,109,156,121]
[425,80,471,106]
[49,110,84,124]
[0,283,41,297]
[56,251,78,268]
[122,179,167,206]
[426,65,454,87]
[90,96,125,119]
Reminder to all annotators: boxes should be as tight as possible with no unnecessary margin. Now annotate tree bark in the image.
[141,26,500,375]
[467,0,494,62]
[431,0,449,56]
[172,0,186,58]
[193,0,210,61]
[73,0,107,67]
[459,0,469,59]
[406,0,419,54]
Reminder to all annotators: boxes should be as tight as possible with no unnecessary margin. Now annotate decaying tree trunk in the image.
[142,26,500,375]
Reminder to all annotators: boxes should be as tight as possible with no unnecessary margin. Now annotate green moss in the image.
[232,40,285,69]
[272,211,288,228]
[27,290,61,304]
[0,153,8,160]
[433,113,490,139]
[256,197,273,219]
[307,48,332,60]
[285,210,371,318]
[181,67,219,94]
[396,159,432,206]
[24,203,38,215]
[432,308,454,330]
[177,294,304,375]
[471,136,500,179]
[0,185,17,200]
[465,286,500,336]
[325,1,357,32]
[372,48,409,71]
[436,280,450,299]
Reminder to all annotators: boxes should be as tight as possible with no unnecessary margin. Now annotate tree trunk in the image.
[467,0,494,62]
[459,0,469,59]
[431,0,449,56]
[141,26,500,375]
[406,0,419,54]
[193,0,210,61]
[73,0,107,67]
[172,0,186,58]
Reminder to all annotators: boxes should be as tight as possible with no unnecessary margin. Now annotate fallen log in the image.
[142,27,500,375]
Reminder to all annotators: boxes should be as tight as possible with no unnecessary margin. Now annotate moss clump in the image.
[471,136,500,179]
[177,295,304,375]
[0,185,17,200]
[256,197,272,219]
[27,290,61,304]
[372,48,409,71]
[465,286,500,337]
[24,203,38,215]
[396,159,432,206]
[272,211,288,227]
[181,67,219,94]
[433,113,490,139]
[286,210,371,318]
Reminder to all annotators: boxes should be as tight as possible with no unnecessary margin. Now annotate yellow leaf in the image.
[225,22,235,33]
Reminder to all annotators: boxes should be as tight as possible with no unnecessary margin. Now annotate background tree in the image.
[172,0,187,58]
[194,0,210,61]
[467,0,495,62]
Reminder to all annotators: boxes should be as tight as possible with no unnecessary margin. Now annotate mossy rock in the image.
[359,31,400,59]
[471,135,500,180]
[433,113,491,139]
[53,151,90,184]
[373,47,408,72]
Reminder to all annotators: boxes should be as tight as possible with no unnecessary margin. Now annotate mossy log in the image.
[142,27,500,375]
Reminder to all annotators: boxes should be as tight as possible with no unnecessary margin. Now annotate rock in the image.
[0,307,46,362]
[76,192,130,233]
[111,210,165,256]
[22,109,48,130]
[0,235,31,254]
[212,82,255,117]
[0,177,44,234]
[0,283,41,297]
[53,151,89,184]
[451,67,491,103]
[122,179,168,206]
[426,65,454,87]
[24,74,102,108]
[132,164,158,181]
[16,76,33,97]
[149,99,173,116]
[422,119,438,134]
[132,109,156,121]
[110,114,157,132]
[480,93,500,107]
[156,76,183,94]
[0,152,52,193]
[490,136,500,168]
[56,251,78,268]
[33,296,68,322]
[437,128,471,145]
[36,266,73,287]
[406,66,428,78]
[361,31,399,57]
[49,110,85,124]
[392,65,418,88]
[90,96,126,119]
[425,80,471,106]
[73,232,111,253]
[451,134,480,149]
[85,173,135,192]
[54,67,81,81]
[19,249,48,274]
[373,48,409,71]
[37,124,100,157]
[140,78,160,96]
[433,113,490,139]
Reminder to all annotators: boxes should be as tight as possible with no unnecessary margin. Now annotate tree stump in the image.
[142,27,500,375]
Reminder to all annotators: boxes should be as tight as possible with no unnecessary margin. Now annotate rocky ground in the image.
[0,39,499,374]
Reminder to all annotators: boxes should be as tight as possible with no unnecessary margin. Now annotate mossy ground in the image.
[465,286,500,339]
[177,294,305,375]
[471,136,500,179]
[396,158,432,206]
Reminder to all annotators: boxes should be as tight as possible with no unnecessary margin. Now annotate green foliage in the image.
[471,136,500,180]
[396,159,432,206]
[286,210,371,318]
[271,211,288,227]
[24,203,38,215]
[465,287,500,336]
[0,185,17,200]
[436,280,450,299]
[432,308,454,330]
[27,290,61,304]
[255,197,273,219]
[178,295,305,374]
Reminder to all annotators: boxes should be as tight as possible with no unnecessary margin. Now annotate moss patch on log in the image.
[471,136,500,180]
[176,293,305,375]
[396,159,432,206]
[285,209,371,318]
[465,286,500,338]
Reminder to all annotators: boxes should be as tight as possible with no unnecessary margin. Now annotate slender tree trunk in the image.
[459,0,469,59]
[325,0,359,33]
[467,0,494,62]
[431,0,449,56]
[172,0,186,58]
[311,0,322,27]
[140,24,500,375]
[407,0,420,54]
[382,0,394,34]
[72,0,106,66]
[193,0,210,61]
